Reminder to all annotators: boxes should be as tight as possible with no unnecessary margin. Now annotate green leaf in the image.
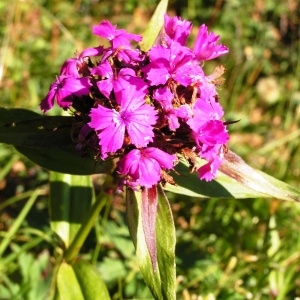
[164,151,300,202]
[0,107,41,125]
[126,185,176,300]
[15,145,112,175]
[56,260,110,300]
[0,108,113,174]
[57,262,85,300]
[72,260,111,300]
[139,0,168,51]
[141,186,158,271]
[219,150,300,202]
[49,172,94,248]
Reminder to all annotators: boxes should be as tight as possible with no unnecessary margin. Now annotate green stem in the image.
[64,190,111,263]
[0,189,40,257]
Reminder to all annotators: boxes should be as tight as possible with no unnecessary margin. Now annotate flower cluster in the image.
[41,15,229,190]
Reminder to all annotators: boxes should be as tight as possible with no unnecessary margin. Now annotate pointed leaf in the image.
[139,0,168,51]
[0,113,74,148]
[49,172,94,248]
[219,150,300,202]
[164,151,300,201]
[0,108,113,174]
[155,185,176,299]
[15,145,112,175]
[0,108,40,124]
[57,262,85,300]
[141,186,158,271]
[126,185,176,300]
[57,260,110,300]
[72,260,110,300]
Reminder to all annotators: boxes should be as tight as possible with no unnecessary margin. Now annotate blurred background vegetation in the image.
[0,0,299,299]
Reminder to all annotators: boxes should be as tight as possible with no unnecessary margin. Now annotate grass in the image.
[0,0,299,299]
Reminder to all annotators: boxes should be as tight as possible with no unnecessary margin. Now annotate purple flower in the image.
[189,98,224,129]
[60,58,81,78]
[164,15,192,46]
[40,76,91,112]
[117,148,176,189]
[188,98,228,146]
[195,120,229,146]
[154,87,192,130]
[153,86,173,108]
[187,98,229,180]
[88,87,157,158]
[91,62,148,98]
[193,24,229,61]
[198,153,223,181]
[79,46,104,59]
[142,42,195,86]
[91,61,114,98]
[92,20,142,48]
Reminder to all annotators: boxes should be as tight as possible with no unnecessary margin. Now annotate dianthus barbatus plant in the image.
[39,12,231,290]
[1,1,299,298]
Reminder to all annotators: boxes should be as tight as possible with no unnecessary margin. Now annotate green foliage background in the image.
[0,0,299,299]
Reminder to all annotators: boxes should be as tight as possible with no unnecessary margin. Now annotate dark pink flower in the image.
[88,87,157,158]
[79,46,104,59]
[60,58,81,78]
[40,76,91,112]
[117,148,176,188]
[142,42,195,86]
[154,87,192,130]
[188,98,224,129]
[153,86,173,108]
[198,154,223,181]
[188,98,228,146]
[164,14,192,46]
[193,24,228,61]
[92,20,142,48]
[195,120,229,146]
[91,62,148,98]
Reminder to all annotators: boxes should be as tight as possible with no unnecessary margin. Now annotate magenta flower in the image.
[154,87,192,130]
[79,46,104,59]
[91,62,148,98]
[117,148,176,189]
[142,42,195,86]
[193,24,229,61]
[92,20,142,48]
[40,76,91,112]
[188,98,224,129]
[91,61,114,98]
[164,15,192,46]
[60,58,81,78]
[198,153,223,181]
[88,87,157,158]
[188,98,229,146]
[187,98,229,180]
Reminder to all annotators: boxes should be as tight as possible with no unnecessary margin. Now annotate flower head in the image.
[41,14,230,188]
